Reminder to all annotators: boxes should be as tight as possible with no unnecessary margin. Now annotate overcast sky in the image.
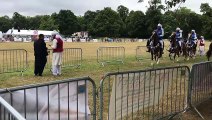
[1,0,211,17]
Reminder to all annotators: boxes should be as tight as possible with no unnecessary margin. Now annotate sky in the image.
[0,0,211,17]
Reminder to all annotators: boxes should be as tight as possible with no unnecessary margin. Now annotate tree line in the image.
[0,1,212,39]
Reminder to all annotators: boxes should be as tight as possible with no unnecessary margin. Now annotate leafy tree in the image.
[83,10,98,34]
[77,16,86,31]
[200,3,212,38]
[126,11,146,38]
[53,10,79,35]
[91,7,123,37]
[174,7,203,37]
[27,16,43,30]
[12,12,28,29]
[39,15,58,30]
[117,5,129,22]
[0,16,12,32]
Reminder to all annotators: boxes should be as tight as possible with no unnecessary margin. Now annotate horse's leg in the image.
[151,51,154,65]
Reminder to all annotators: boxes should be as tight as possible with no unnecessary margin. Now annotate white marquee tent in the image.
[5,29,59,36]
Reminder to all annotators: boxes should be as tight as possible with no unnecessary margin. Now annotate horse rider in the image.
[156,23,164,54]
[176,27,183,52]
[189,30,197,47]
[146,23,164,53]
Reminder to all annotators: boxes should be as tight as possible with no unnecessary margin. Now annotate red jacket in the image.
[53,38,63,53]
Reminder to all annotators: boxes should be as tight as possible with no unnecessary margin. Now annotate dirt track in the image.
[182,99,212,120]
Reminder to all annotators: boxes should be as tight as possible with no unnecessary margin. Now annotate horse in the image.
[181,38,189,60]
[148,31,161,64]
[168,32,181,61]
[187,33,197,59]
[206,42,212,61]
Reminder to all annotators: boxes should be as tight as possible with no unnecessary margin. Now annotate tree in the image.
[117,5,129,22]
[39,15,58,30]
[77,16,86,31]
[0,16,12,32]
[84,10,98,33]
[200,3,212,17]
[27,16,43,30]
[200,3,212,38]
[12,12,28,29]
[91,7,123,37]
[53,10,79,35]
[174,7,202,37]
[126,11,146,38]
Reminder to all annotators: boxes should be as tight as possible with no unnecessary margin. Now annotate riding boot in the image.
[160,48,163,57]
[179,46,182,53]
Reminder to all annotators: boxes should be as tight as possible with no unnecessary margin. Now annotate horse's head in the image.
[169,32,176,43]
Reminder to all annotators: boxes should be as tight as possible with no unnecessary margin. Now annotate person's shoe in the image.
[38,74,42,77]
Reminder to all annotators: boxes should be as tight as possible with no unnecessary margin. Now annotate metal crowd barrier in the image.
[0,77,96,120]
[99,66,190,120]
[189,61,212,119]
[0,49,28,74]
[47,48,82,68]
[97,46,125,66]
[0,96,26,120]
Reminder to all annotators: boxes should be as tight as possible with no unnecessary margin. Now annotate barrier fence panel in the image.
[0,77,96,120]
[189,61,212,118]
[97,46,125,66]
[99,66,190,120]
[136,46,150,61]
[0,49,28,74]
[0,96,26,120]
[47,48,82,68]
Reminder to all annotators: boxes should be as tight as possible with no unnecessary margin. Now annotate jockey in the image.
[176,27,183,51]
[156,23,164,54]
[189,30,197,47]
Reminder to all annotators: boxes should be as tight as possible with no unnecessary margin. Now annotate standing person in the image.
[199,36,205,56]
[34,34,48,76]
[50,33,63,76]
[156,23,164,55]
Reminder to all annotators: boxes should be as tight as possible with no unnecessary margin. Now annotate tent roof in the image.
[5,29,59,36]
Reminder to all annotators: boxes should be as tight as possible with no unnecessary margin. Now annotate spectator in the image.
[34,34,48,76]
[50,33,63,76]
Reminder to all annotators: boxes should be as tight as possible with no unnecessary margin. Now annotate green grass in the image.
[0,41,210,120]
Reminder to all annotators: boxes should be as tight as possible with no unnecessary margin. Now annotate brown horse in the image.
[187,33,197,59]
[149,31,161,64]
[168,32,181,61]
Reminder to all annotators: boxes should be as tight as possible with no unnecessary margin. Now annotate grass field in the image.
[0,40,211,120]
[0,40,210,88]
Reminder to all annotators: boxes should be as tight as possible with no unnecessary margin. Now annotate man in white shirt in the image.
[50,33,63,76]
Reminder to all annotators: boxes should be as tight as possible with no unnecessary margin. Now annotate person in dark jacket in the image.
[34,34,48,76]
